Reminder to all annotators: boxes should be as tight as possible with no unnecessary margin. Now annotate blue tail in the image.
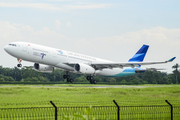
[128,45,149,62]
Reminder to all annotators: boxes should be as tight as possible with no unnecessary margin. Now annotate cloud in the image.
[0,2,61,10]
[66,22,71,28]
[72,26,180,73]
[0,21,69,47]
[0,20,72,67]
[0,21,22,42]
[44,0,71,1]
[64,3,112,10]
[55,20,62,30]
[0,21,179,72]
[0,2,112,11]
[12,23,24,27]
[84,26,180,60]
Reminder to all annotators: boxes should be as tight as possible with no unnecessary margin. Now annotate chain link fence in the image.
[0,100,179,120]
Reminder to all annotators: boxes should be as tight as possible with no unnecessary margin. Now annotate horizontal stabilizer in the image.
[135,68,166,73]
[146,68,166,71]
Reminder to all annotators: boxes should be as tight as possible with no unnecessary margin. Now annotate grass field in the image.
[0,84,180,119]
[0,84,180,107]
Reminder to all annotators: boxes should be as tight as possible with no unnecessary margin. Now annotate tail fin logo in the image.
[41,53,46,59]
[128,45,149,62]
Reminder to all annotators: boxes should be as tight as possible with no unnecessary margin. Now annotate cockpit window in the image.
[9,44,17,47]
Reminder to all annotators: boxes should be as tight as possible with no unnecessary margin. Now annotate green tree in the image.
[38,76,49,82]
[94,76,103,82]
[0,78,4,82]
[172,63,180,84]
[12,67,22,81]
[74,76,87,82]
[107,78,116,82]
[24,77,39,82]
[21,66,42,79]
[120,79,127,84]
[3,76,14,81]
[142,70,164,84]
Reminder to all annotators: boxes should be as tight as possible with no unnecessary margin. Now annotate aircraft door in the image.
[22,43,28,52]
[53,50,57,58]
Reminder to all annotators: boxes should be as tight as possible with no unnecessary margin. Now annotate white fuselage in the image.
[4,42,136,77]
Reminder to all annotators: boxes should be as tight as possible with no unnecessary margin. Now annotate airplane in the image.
[4,42,176,84]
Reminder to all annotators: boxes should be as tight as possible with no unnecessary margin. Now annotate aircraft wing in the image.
[64,57,176,70]
[91,57,176,70]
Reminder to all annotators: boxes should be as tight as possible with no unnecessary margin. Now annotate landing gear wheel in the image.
[90,80,93,84]
[90,76,93,80]
[67,78,70,82]
[70,79,73,83]
[63,75,67,79]
[86,76,90,81]
[17,64,22,67]
[93,80,97,84]
[67,75,70,79]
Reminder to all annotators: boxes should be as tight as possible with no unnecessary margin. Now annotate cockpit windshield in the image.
[9,44,17,47]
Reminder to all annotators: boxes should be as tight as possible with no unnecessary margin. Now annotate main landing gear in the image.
[17,58,22,67]
[86,76,97,84]
[63,72,73,83]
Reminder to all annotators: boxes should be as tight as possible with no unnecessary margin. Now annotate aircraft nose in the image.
[4,45,9,52]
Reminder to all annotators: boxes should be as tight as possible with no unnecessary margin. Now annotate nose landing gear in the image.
[17,64,22,67]
[17,58,22,67]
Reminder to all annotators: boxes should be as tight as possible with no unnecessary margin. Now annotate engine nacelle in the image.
[74,63,95,74]
[34,63,54,73]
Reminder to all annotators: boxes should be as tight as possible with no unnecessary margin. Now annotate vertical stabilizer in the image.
[128,45,149,62]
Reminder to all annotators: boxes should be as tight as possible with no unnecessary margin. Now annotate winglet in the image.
[167,57,176,62]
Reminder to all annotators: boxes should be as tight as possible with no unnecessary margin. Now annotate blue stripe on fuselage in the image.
[107,68,136,77]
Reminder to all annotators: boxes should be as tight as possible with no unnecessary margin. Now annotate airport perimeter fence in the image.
[0,100,179,120]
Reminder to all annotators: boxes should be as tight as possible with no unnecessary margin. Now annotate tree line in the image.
[0,64,179,84]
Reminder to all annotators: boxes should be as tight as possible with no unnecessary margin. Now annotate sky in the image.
[0,0,180,73]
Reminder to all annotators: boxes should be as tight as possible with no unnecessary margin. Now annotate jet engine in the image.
[34,63,54,73]
[74,63,95,74]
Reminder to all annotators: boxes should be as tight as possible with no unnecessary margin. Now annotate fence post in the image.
[113,100,120,120]
[165,100,173,120]
[50,101,57,120]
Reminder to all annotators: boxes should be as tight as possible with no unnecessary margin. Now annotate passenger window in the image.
[9,44,17,47]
